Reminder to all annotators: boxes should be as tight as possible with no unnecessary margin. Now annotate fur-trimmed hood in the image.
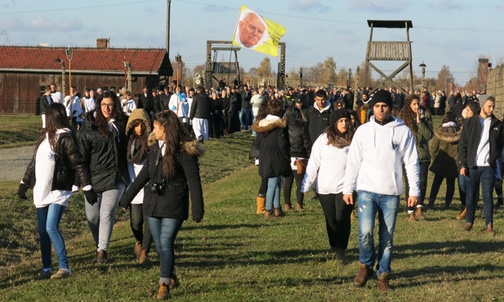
[149,136,205,157]
[182,140,205,157]
[434,122,460,143]
[253,115,286,134]
[125,109,151,135]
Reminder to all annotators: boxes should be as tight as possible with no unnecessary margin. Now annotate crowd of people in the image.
[250,85,504,291]
[20,81,504,296]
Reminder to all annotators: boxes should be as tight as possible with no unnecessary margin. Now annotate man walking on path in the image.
[343,89,419,291]
[458,95,503,235]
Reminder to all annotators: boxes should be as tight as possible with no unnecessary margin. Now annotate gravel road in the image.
[0,145,34,181]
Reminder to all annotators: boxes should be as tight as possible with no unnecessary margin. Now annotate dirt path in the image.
[0,145,34,181]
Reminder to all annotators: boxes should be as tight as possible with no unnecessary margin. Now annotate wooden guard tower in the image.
[205,40,241,89]
[364,20,413,92]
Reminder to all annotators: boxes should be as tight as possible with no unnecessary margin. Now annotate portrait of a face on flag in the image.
[232,5,286,57]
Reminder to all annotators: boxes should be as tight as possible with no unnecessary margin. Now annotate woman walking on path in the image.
[251,101,269,215]
[426,111,460,210]
[119,110,205,299]
[397,94,434,221]
[253,99,291,218]
[17,103,97,280]
[125,109,153,264]
[283,99,311,211]
[78,91,130,264]
[301,109,355,259]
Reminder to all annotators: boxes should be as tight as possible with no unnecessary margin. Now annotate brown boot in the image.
[284,203,293,211]
[485,223,496,236]
[456,207,467,220]
[256,195,266,214]
[377,272,390,291]
[336,248,345,260]
[274,208,285,217]
[415,207,426,220]
[134,241,142,259]
[296,203,304,211]
[156,283,170,299]
[353,262,373,287]
[139,250,149,265]
[170,273,180,289]
[264,210,276,219]
[408,213,417,222]
[96,250,107,264]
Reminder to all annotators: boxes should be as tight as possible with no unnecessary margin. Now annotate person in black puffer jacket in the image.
[283,99,311,211]
[119,110,204,299]
[253,99,292,218]
[78,91,130,264]
[18,103,97,280]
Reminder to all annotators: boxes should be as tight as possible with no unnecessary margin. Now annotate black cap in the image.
[368,89,393,108]
[329,109,351,126]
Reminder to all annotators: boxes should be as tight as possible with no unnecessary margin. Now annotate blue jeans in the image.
[239,108,251,129]
[357,190,400,276]
[266,177,282,211]
[466,167,494,225]
[252,114,257,136]
[85,182,126,252]
[149,217,183,285]
[458,174,468,206]
[37,204,68,270]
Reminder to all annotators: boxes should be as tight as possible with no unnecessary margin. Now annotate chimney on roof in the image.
[97,38,110,49]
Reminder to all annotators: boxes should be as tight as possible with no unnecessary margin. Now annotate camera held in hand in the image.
[151,182,165,195]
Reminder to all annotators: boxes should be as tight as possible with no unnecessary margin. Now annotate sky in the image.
[1,0,504,86]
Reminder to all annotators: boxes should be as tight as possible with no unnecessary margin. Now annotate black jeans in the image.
[405,161,429,211]
[130,204,153,252]
[318,193,353,250]
[283,172,305,205]
[258,176,268,196]
[429,175,455,207]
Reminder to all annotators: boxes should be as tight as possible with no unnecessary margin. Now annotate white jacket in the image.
[301,133,349,194]
[343,116,420,196]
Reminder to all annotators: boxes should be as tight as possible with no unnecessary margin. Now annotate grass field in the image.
[1,119,503,301]
[0,115,41,148]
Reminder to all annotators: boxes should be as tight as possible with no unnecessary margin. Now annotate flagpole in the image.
[229,5,243,87]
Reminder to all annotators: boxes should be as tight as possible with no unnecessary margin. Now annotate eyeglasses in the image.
[101,103,114,108]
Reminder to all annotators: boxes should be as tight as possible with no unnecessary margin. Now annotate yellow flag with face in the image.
[232,5,287,57]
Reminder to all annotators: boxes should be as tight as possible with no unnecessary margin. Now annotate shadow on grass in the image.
[394,240,504,258]
[395,264,504,289]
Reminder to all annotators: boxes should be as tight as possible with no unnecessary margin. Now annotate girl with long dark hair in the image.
[253,99,291,218]
[119,110,204,299]
[397,94,433,221]
[18,103,97,279]
[78,91,130,264]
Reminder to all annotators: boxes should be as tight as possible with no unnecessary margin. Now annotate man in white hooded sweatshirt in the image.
[343,89,419,291]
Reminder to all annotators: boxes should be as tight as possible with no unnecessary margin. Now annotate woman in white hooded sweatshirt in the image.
[301,109,355,259]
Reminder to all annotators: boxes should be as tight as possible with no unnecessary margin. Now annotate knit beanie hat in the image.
[477,94,493,107]
[329,109,351,126]
[368,89,393,109]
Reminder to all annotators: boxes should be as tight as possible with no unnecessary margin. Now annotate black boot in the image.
[495,197,503,210]
[425,199,435,211]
